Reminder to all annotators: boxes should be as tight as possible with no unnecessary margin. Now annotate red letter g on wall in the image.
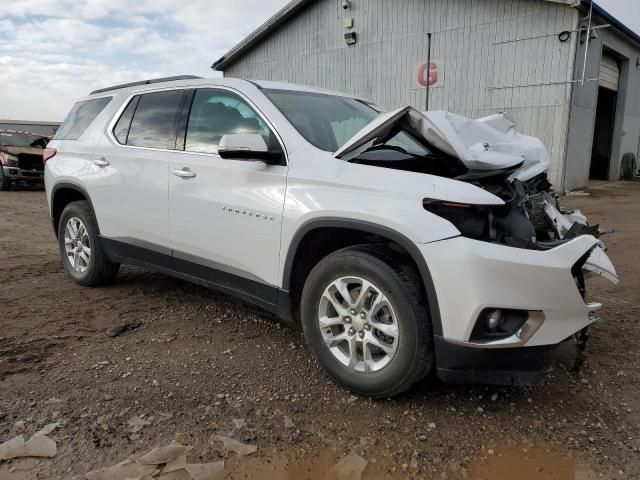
[417,62,438,87]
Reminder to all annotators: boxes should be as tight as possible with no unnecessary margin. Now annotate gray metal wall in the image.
[224,0,580,187]
[564,20,640,190]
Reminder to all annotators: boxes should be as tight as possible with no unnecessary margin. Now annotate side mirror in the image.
[217,133,283,165]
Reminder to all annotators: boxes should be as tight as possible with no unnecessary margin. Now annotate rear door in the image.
[85,89,185,250]
[167,87,287,298]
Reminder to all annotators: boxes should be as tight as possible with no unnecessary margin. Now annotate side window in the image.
[113,96,140,144]
[126,90,183,149]
[55,97,112,140]
[185,89,272,155]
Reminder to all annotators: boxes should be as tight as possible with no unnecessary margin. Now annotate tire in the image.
[0,168,11,191]
[57,200,120,286]
[300,245,434,398]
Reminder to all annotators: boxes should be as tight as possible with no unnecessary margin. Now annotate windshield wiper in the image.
[362,144,409,154]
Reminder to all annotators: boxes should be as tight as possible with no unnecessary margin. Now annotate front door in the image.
[168,88,287,301]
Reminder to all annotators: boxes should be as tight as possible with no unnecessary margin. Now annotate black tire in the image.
[300,245,434,398]
[0,168,11,191]
[58,201,120,286]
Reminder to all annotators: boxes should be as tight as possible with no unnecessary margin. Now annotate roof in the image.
[77,77,357,104]
[212,0,640,71]
[89,75,202,95]
[0,129,49,137]
[212,0,315,71]
[0,120,60,126]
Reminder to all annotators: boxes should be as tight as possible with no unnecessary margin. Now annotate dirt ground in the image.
[0,181,638,480]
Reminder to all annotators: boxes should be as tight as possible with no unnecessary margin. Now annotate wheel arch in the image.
[281,218,443,337]
[50,182,97,238]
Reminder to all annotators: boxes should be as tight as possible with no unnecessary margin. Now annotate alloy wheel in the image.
[64,217,91,273]
[317,276,399,373]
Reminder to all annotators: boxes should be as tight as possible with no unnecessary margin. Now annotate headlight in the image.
[0,152,18,167]
[6,154,18,167]
[423,198,493,240]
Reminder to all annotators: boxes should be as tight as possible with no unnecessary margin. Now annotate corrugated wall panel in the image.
[224,0,579,187]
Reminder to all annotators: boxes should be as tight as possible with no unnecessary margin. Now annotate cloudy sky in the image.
[0,0,637,122]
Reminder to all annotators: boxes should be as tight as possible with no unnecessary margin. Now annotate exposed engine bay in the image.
[422,172,598,251]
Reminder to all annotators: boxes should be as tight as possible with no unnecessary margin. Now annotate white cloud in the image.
[0,0,289,121]
[0,56,162,120]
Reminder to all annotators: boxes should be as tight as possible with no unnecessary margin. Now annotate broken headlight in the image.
[422,198,493,240]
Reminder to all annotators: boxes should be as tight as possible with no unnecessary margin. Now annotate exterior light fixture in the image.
[344,32,357,46]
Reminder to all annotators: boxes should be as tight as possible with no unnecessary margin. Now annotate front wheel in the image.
[58,201,120,286]
[300,245,434,398]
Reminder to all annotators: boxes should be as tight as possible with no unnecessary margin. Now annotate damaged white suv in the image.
[45,76,618,397]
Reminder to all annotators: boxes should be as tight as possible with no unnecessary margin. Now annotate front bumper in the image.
[434,336,556,385]
[419,235,616,347]
[419,234,617,385]
[2,165,44,182]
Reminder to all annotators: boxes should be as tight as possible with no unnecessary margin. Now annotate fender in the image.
[281,217,444,337]
[50,181,98,237]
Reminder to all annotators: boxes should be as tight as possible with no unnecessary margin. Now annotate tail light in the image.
[0,152,6,166]
[43,148,57,164]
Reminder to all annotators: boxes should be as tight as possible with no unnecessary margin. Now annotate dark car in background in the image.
[0,130,49,191]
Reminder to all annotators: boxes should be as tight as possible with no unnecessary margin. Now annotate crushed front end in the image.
[335,106,618,385]
[413,116,619,385]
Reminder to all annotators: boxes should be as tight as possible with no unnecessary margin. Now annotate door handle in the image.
[93,158,109,167]
[172,167,196,179]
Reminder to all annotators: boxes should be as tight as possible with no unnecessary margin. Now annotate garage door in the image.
[599,53,619,91]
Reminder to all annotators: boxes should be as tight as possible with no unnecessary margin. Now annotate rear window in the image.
[125,90,183,149]
[55,97,112,140]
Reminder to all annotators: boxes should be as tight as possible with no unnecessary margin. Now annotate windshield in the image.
[263,89,380,152]
[0,132,48,149]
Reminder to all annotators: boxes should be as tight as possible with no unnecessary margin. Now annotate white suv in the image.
[45,76,618,397]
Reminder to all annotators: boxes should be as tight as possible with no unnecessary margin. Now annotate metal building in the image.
[212,0,640,191]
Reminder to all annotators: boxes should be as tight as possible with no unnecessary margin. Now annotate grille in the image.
[17,153,44,172]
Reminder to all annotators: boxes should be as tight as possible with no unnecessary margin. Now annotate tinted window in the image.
[263,89,379,152]
[185,89,271,155]
[55,97,112,140]
[113,96,140,144]
[127,90,182,149]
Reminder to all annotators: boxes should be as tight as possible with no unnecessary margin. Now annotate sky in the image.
[0,0,637,122]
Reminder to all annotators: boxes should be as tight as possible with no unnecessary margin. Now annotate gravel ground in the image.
[0,182,638,479]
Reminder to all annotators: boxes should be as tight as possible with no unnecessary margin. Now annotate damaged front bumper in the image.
[2,165,44,182]
[419,233,618,385]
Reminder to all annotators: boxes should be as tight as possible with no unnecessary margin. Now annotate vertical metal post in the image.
[580,0,594,86]
[426,33,432,111]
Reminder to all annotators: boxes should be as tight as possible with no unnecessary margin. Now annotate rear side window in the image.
[55,97,112,140]
[125,90,183,149]
[113,96,140,144]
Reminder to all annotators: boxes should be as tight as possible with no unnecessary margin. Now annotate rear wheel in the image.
[0,168,11,191]
[58,201,119,286]
[300,245,433,398]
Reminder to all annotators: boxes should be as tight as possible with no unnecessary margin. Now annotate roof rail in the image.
[90,75,203,95]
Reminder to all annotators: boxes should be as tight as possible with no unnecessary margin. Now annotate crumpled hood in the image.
[334,106,550,181]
